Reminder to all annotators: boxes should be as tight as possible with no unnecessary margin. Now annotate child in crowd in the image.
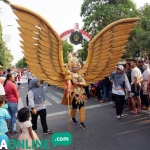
[0,83,11,135]
[17,107,40,150]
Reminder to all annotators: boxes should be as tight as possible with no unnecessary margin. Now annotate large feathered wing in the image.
[82,18,139,85]
[10,4,66,89]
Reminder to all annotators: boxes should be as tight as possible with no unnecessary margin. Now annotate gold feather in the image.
[83,18,139,85]
[11,4,66,88]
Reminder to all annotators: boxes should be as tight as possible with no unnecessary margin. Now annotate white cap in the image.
[0,83,5,95]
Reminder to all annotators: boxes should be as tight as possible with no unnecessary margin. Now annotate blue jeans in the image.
[7,102,18,132]
[102,85,110,100]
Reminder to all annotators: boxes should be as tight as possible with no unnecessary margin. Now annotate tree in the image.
[2,0,10,4]
[77,40,89,62]
[79,0,138,60]
[16,57,27,68]
[0,24,13,69]
[63,40,74,63]
[126,4,150,58]
[81,0,138,36]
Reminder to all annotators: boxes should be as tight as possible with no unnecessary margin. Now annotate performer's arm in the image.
[79,75,86,86]
[74,74,86,86]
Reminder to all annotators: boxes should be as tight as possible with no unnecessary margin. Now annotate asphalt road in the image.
[8,83,150,150]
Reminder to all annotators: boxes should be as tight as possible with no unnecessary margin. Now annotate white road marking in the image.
[46,102,112,118]
[44,99,52,106]
[46,93,61,104]
[18,97,24,110]
[55,92,64,97]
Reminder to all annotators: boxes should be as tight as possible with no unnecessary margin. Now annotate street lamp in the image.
[1,25,12,42]
[2,25,12,29]
[134,50,141,58]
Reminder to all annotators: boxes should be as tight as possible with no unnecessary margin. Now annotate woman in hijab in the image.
[28,78,53,134]
[110,65,131,119]
[141,63,150,110]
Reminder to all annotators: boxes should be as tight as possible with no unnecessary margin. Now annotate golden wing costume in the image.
[10,3,139,129]
[10,4,66,90]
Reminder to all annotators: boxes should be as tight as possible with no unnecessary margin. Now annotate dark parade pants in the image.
[71,98,85,123]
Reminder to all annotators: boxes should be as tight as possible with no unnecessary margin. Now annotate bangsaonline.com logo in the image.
[0,132,72,149]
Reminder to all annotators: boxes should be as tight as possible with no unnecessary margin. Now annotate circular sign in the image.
[69,31,83,45]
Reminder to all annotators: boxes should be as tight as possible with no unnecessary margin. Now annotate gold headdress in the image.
[66,52,81,70]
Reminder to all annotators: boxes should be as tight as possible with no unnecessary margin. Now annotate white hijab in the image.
[142,63,150,80]
[0,83,5,95]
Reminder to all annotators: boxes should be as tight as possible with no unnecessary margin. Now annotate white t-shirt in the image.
[18,120,32,133]
[0,83,5,95]
[131,67,142,84]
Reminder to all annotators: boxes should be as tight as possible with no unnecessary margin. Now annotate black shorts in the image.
[131,84,140,96]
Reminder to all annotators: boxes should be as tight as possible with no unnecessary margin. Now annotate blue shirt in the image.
[0,108,11,133]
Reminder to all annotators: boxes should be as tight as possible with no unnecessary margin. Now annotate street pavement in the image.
[8,83,150,150]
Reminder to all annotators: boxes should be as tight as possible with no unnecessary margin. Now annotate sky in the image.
[0,0,150,65]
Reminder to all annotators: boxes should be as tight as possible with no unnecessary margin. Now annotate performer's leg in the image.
[79,102,86,129]
[71,98,78,124]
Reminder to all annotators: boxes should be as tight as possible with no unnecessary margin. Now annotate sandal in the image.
[10,130,20,134]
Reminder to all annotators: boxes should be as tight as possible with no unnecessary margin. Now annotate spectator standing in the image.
[100,77,111,103]
[130,60,143,114]
[125,63,132,111]
[0,83,11,135]
[138,60,144,74]
[110,65,131,119]
[141,63,150,110]
[28,78,53,134]
[27,70,34,85]
[3,73,19,134]
[95,80,102,100]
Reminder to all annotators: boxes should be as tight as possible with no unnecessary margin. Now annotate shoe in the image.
[120,114,125,118]
[71,118,77,125]
[9,130,20,134]
[100,100,104,103]
[117,115,121,120]
[80,122,87,129]
[33,129,37,132]
[43,130,53,134]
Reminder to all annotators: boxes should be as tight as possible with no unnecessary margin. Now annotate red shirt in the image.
[4,81,19,103]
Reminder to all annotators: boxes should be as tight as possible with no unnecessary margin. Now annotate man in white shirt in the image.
[130,60,143,114]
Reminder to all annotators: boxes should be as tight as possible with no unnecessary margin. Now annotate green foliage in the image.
[2,0,10,4]
[77,40,88,62]
[16,57,27,68]
[0,24,13,69]
[126,4,150,58]
[63,40,74,63]
[81,0,138,36]
[79,0,138,60]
